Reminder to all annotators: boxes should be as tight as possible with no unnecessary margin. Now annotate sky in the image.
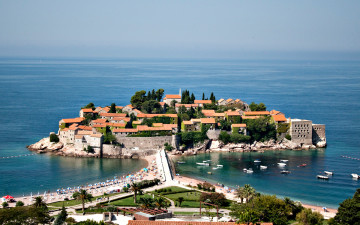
[0,0,360,59]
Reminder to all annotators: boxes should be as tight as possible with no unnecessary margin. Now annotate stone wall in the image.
[115,135,175,149]
[312,124,326,143]
[102,144,122,157]
[207,129,221,140]
[290,119,313,145]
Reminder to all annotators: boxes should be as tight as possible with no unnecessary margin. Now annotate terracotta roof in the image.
[107,122,126,127]
[61,117,85,124]
[194,100,212,104]
[214,113,225,117]
[272,114,287,122]
[175,103,199,108]
[137,125,172,131]
[128,221,241,225]
[235,99,242,103]
[202,109,215,117]
[94,107,102,112]
[78,125,92,131]
[270,110,283,115]
[163,124,178,128]
[125,104,134,109]
[77,130,93,135]
[113,128,138,133]
[244,111,270,116]
[92,119,107,124]
[137,114,178,118]
[191,119,201,123]
[100,113,127,117]
[81,108,93,113]
[133,109,142,114]
[200,118,216,124]
[165,94,181,99]
[75,135,83,139]
[62,128,69,131]
[226,98,234,102]
[112,117,130,122]
[93,124,106,128]
[226,111,241,116]
[132,121,142,124]
[232,123,247,128]
[218,98,225,102]
[153,123,163,127]
[183,121,193,125]
[69,125,79,131]
[103,107,110,112]
[115,106,123,109]
[90,133,103,138]
[242,116,260,119]
[159,102,166,106]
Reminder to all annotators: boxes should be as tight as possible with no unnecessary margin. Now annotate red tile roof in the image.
[113,128,138,133]
[214,113,225,117]
[232,123,247,128]
[194,100,212,104]
[93,124,106,128]
[77,130,93,135]
[91,133,103,138]
[272,114,287,122]
[92,119,107,124]
[242,116,260,119]
[137,125,172,131]
[116,106,123,109]
[100,113,127,117]
[125,104,134,109]
[78,125,92,131]
[226,98,234,102]
[128,221,242,225]
[81,108,93,113]
[112,117,130,122]
[165,94,181,99]
[137,114,178,118]
[69,124,79,130]
[244,111,270,116]
[183,121,193,125]
[61,117,85,124]
[200,118,216,124]
[202,110,215,116]
[107,122,126,127]
[226,111,241,116]
[75,135,83,139]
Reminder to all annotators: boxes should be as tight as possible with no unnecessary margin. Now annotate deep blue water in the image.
[0,58,359,207]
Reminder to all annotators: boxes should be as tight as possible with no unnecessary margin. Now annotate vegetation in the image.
[130,89,164,110]
[197,182,215,192]
[285,134,292,140]
[50,133,59,142]
[103,132,116,144]
[130,182,141,204]
[181,89,195,104]
[54,205,68,225]
[277,123,290,133]
[0,205,51,224]
[246,116,276,142]
[329,188,360,225]
[235,184,256,203]
[249,102,267,111]
[15,201,24,207]
[296,208,324,225]
[73,189,93,214]
[176,197,184,207]
[108,194,153,206]
[75,219,106,225]
[164,142,174,151]
[1,202,8,208]
[199,192,228,207]
[83,102,95,110]
[109,103,116,113]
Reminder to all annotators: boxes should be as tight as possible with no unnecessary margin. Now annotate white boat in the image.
[246,169,254,174]
[243,168,248,172]
[280,160,289,163]
[260,165,268,170]
[317,175,329,180]
[277,163,287,167]
[177,161,186,164]
[217,165,223,167]
[324,171,333,175]
[351,173,359,179]
[212,167,218,170]
[254,160,261,163]
[196,162,210,166]
[281,170,291,174]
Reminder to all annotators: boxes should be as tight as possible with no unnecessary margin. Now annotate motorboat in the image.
[260,165,268,169]
[277,163,287,167]
[243,168,248,172]
[351,173,359,179]
[207,172,212,175]
[317,175,329,180]
[217,165,223,167]
[177,161,186,164]
[298,164,307,167]
[324,171,333,175]
[246,169,254,174]
[281,170,291,174]
[280,159,289,163]
[212,167,218,170]
[254,159,261,163]
[196,162,210,166]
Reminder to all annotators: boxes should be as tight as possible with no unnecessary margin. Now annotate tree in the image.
[1,202,8,208]
[54,205,68,225]
[83,102,95,110]
[202,92,205,100]
[249,102,267,111]
[103,132,116,144]
[296,208,324,225]
[200,192,227,206]
[139,197,155,209]
[247,117,276,142]
[190,93,195,103]
[236,187,246,203]
[130,182,141,204]
[109,103,116,113]
[177,197,184,207]
[130,90,147,109]
[76,220,106,225]
[243,184,256,203]
[0,206,51,224]
[141,100,160,113]
[73,189,93,214]
[155,89,164,102]
[154,197,169,209]
[284,197,303,220]
[15,201,24,207]
[332,188,360,225]
[219,131,231,144]
[50,133,59,142]
[33,196,47,210]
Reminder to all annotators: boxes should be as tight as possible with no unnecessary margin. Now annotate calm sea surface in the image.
[0,58,359,207]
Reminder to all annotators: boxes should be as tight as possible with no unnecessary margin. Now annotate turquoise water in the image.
[0,58,359,206]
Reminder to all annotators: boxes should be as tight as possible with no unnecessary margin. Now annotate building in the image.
[194,99,212,107]
[290,119,313,145]
[225,111,241,123]
[79,108,94,117]
[231,124,247,135]
[100,113,127,120]
[136,114,178,124]
[163,94,181,106]
[312,124,326,145]
[217,98,227,105]
[243,111,270,116]
[175,103,199,112]
[59,117,85,128]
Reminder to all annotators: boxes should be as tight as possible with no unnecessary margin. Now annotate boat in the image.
[324,171,333,175]
[280,159,289,163]
[281,170,291,174]
[212,167,218,170]
[254,159,261,163]
[298,164,307,167]
[260,165,268,169]
[317,175,329,180]
[243,168,247,172]
[246,169,254,174]
[196,162,210,166]
[277,163,287,167]
[207,172,212,175]
[177,161,186,164]
[216,165,223,167]
[351,173,359,179]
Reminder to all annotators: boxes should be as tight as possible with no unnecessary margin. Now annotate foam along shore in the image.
[172,173,337,219]
[3,154,158,207]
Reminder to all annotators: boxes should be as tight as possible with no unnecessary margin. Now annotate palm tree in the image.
[176,197,184,207]
[74,189,93,214]
[33,196,47,210]
[130,182,141,204]
[243,184,256,203]
[154,197,169,210]
[139,197,154,209]
[235,187,246,203]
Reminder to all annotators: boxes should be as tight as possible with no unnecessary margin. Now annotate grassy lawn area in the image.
[107,194,153,207]
[174,211,223,217]
[150,186,191,194]
[180,201,201,208]
[165,191,201,201]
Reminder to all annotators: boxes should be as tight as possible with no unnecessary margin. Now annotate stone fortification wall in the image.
[290,120,313,145]
[115,135,175,149]
[102,144,122,157]
[312,124,326,147]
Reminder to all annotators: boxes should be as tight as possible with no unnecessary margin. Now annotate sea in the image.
[0,57,359,208]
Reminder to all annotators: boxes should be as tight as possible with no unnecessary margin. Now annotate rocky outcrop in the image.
[27,138,63,152]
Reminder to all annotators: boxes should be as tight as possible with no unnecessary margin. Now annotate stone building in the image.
[290,119,313,145]
[163,94,181,106]
[312,124,326,145]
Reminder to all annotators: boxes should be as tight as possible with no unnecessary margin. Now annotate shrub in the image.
[65,217,76,223]
[285,134,292,140]
[230,133,251,143]
[219,131,231,144]
[50,133,59,143]
[296,208,324,225]
[200,192,227,206]
[2,202,9,208]
[15,201,24,207]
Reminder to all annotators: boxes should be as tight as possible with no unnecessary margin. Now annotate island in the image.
[28,89,326,158]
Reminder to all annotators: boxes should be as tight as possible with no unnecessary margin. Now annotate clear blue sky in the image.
[0,0,359,59]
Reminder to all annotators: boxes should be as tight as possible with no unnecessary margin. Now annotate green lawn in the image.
[107,194,153,207]
[48,192,122,208]
[151,186,191,194]
[174,211,223,217]
[180,201,201,208]
[165,191,201,201]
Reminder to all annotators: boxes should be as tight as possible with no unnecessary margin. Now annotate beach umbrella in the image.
[3,195,14,199]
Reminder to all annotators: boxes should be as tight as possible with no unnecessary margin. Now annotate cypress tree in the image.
[202,93,205,100]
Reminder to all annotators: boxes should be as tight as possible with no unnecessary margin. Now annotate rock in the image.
[209,140,220,149]
[316,141,327,148]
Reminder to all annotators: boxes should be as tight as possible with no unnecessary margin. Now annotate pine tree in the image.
[109,103,116,113]
[54,205,68,225]
[202,93,205,100]
[190,93,195,103]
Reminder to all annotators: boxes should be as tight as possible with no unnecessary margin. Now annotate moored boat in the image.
[246,169,254,174]
[351,173,359,179]
[177,161,186,164]
[196,162,210,166]
[280,159,289,163]
[324,171,333,175]
[254,159,261,163]
[217,165,223,167]
[281,170,291,174]
[317,175,329,180]
[298,164,307,167]
[277,163,287,167]
[260,165,267,169]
